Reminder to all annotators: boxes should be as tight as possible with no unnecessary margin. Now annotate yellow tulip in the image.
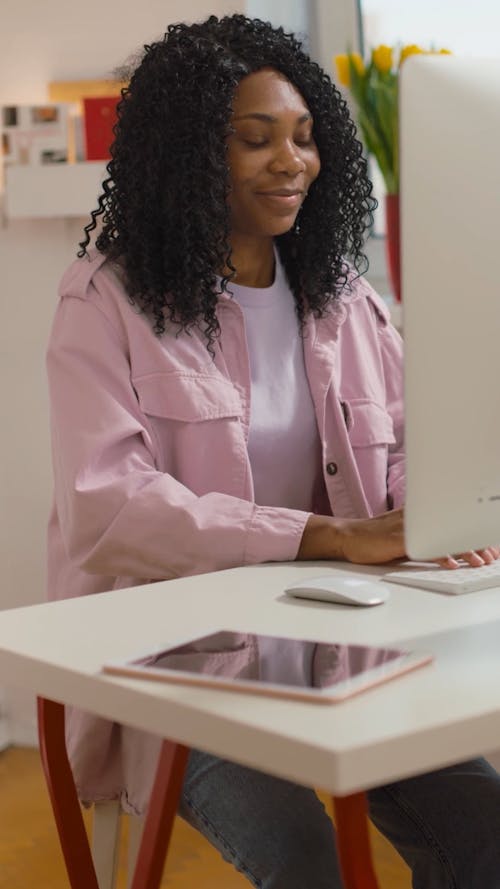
[399,44,424,65]
[428,47,453,56]
[334,52,365,87]
[334,54,351,87]
[372,44,393,74]
[350,52,366,76]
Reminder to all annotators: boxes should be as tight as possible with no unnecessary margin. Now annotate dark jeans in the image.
[179,751,500,888]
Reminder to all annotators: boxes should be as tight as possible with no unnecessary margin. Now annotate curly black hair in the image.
[79,14,376,344]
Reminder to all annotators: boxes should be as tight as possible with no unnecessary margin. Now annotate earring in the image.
[294,192,307,235]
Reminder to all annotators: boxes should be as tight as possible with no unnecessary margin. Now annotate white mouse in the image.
[284,574,390,607]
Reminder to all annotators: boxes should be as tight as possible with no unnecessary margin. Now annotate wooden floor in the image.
[0,747,410,888]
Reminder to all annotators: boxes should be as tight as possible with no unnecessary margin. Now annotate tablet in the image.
[102,630,433,704]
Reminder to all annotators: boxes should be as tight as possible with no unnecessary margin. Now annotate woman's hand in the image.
[297,508,406,564]
[297,510,500,568]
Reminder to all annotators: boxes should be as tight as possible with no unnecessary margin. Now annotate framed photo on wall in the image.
[1,103,69,165]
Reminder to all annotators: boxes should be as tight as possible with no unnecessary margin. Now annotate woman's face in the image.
[226,68,321,242]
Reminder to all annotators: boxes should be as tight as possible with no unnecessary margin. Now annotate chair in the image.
[92,801,144,889]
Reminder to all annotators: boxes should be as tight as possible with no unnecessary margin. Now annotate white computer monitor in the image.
[400,54,500,559]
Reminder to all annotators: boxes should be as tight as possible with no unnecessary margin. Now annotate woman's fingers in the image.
[434,555,458,569]
[480,546,500,562]
[460,550,486,567]
[436,547,500,569]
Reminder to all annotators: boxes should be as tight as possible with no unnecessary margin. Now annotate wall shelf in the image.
[4,161,107,219]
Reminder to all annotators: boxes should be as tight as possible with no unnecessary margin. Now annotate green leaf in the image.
[345,55,399,192]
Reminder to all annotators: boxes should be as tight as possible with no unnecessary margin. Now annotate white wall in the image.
[1,0,244,102]
[310,0,361,73]
[0,0,358,746]
[361,0,500,55]
[246,0,310,39]
[246,0,361,70]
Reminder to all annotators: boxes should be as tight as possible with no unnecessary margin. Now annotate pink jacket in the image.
[46,250,404,812]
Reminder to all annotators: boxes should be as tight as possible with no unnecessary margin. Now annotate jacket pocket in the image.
[344,399,396,447]
[132,372,243,422]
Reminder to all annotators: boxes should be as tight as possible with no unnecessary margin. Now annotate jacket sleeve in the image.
[379,318,405,510]
[47,293,309,580]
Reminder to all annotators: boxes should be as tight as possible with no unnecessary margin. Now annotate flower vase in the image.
[385,193,401,302]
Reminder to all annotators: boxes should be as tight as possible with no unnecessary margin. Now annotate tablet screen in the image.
[103,630,431,701]
[141,630,406,688]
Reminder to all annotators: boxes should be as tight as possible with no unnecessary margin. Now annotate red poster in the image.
[83,96,119,161]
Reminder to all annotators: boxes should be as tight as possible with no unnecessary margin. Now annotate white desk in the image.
[2,560,500,888]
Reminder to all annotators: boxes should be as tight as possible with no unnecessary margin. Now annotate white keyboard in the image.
[384,561,500,595]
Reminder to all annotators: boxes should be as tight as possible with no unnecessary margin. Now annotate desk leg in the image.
[332,793,380,889]
[129,740,190,889]
[38,697,190,889]
[37,697,100,889]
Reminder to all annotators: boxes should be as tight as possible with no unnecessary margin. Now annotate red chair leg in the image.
[332,792,380,889]
[129,740,190,889]
[37,697,100,889]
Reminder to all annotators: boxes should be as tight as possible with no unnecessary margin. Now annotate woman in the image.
[47,14,500,888]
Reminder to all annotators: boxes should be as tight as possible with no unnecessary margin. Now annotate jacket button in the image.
[326,462,338,476]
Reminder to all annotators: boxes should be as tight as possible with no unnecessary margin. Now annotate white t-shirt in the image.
[228,253,326,513]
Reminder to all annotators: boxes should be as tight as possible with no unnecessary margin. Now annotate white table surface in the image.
[1,560,500,796]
